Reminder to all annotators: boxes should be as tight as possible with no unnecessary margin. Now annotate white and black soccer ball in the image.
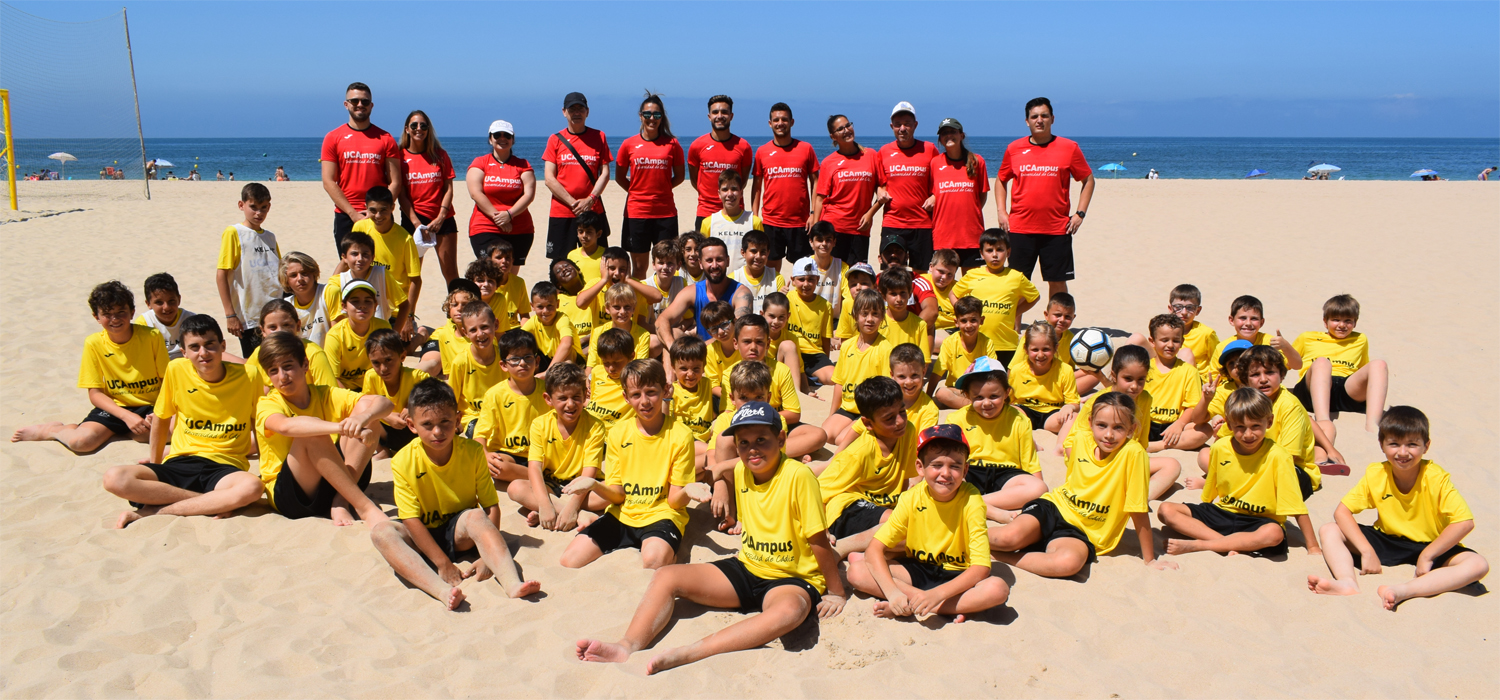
[1069,328,1114,370]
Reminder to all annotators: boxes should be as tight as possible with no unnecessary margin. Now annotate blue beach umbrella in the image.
[1246,169,1268,178]
[1099,162,1127,177]
[1410,169,1438,178]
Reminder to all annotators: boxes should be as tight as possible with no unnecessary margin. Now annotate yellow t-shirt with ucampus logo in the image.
[256,385,361,507]
[1203,438,1307,524]
[832,333,893,414]
[668,379,716,441]
[391,436,499,529]
[1292,331,1369,380]
[945,404,1040,474]
[527,412,606,484]
[323,318,393,390]
[875,481,991,572]
[934,332,993,386]
[950,266,1039,351]
[735,456,829,592]
[473,380,549,456]
[603,416,697,531]
[154,358,257,471]
[1144,359,1202,424]
[1008,357,1080,413]
[447,347,508,426]
[360,366,430,413]
[1043,431,1150,555]
[787,292,832,355]
[1341,460,1473,544]
[77,326,169,407]
[584,371,632,427]
[817,422,918,523]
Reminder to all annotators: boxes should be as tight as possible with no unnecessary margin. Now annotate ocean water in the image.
[10,135,1498,183]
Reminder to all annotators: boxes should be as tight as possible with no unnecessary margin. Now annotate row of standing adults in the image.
[319,82,1095,296]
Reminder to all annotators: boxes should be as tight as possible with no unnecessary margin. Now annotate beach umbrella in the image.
[1099,162,1127,177]
[153,158,175,167]
[1410,169,1438,178]
[1246,169,1268,178]
[48,152,77,178]
[1307,163,1341,173]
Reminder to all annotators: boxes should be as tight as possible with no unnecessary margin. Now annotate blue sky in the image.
[5,1,1498,139]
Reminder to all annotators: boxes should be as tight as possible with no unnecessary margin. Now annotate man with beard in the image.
[654,237,754,347]
[321,82,402,251]
[687,95,755,232]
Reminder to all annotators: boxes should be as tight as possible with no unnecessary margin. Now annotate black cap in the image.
[563,92,588,109]
[881,234,908,252]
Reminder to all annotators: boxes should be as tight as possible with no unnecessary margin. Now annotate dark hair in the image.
[622,358,668,392]
[339,230,375,257]
[595,327,635,360]
[889,342,927,370]
[979,228,1010,251]
[602,246,630,265]
[259,298,298,327]
[742,230,770,254]
[365,327,407,356]
[1048,292,1077,312]
[1148,313,1185,338]
[1112,344,1151,374]
[808,221,837,241]
[575,210,607,235]
[364,186,395,207]
[769,102,792,119]
[699,236,729,257]
[701,300,735,330]
[851,288,886,319]
[1091,390,1136,427]
[953,295,984,318]
[549,258,580,287]
[918,438,969,467]
[497,328,541,359]
[143,273,179,301]
[482,238,514,261]
[531,281,558,299]
[677,231,706,251]
[465,258,502,283]
[733,313,769,340]
[1229,295,1264,318]
[939,123,980,179]
[708,94,733,111]
[651,238,680,265]
[854,376,904,417]
[669,334,708,364]
[181,314,224,344]
[826,114,862,152]
[1237,345,1287,380]
[1378,405,1430,444]
[240,182,271,203]
[407,377,458,415]
[258,331,307,369]
[459,300,496,322]
[717,168,744,189]
[1025,97,1053,118]
[877,266,912,296]
[346,82,372,97]
[88,280,134,316]
[762,291,790,312]
[545,361,589,394]
[639,91,673,140]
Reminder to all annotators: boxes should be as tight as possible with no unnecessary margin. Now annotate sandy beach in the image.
[2,178,1496,698]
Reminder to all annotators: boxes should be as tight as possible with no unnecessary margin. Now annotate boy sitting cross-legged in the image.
[847,424,1011,621]
[361,327,430,454]
[371,378,541,610]
[506,362,609,532]
[473,329,551,484]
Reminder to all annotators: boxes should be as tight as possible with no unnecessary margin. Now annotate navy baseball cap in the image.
[723,401,783,435]
[563,92,588,109]
[918,424,968,451]
[955,356,1009,392]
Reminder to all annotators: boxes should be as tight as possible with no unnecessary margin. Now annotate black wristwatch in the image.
[1074,211,1087,219]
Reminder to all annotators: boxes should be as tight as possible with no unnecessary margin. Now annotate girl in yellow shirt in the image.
[1009,322,1080,434]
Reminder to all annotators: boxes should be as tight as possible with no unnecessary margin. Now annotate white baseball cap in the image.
[488,120,514,136]
[891,101,916,118]
[791,257,819,278]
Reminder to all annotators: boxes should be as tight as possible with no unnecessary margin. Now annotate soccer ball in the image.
[1069,328,1114,370]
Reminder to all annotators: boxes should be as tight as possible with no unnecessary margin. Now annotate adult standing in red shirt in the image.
[813,115,882,267]
[616,92,685,279]
[930,118,990,271]
[750,102,819,273]
[543,92,612,262]
[995,97,1095,297]
[466,120,536,265]
[876,101,940,272]
[686,95,754,231]
[320,82,402,252]
[397,110,457,284]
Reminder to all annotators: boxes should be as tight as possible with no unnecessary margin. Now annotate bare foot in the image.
[801,454,813,463]
[576,639,630,663]
[355,503,389,525]
[986,506,1017,524]
[330,506,356,527]
[872,601,899,619]
[645,646,695,675]
[525,511,540,527]
[508,579,541,598]
[1166,538,1205,555]
[953,614,968,623]
[1184,476,1205,490]
[1308,574,1359,596]
[715,516,739,533]
[1376,585,1401,610]
[113,506,159,529]
[577,511,599,529]
[12,422,63,442]
[473,561,493,582]
[444,586,465,611]
[726,522,742,536]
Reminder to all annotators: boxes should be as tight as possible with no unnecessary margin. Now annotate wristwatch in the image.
[1074,211,1087,219]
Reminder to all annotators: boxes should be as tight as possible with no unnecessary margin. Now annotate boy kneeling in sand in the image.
[576,402,846,674]
[372,378,540,610]
[847,424,1010,621]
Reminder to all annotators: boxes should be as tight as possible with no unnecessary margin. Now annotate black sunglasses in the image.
[408,122,429,131]
[347,98,371,106]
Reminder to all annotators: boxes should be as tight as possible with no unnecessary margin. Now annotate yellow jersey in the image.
[562,292,594,348]
[882,311,931,357]
[603,416,697,530]
[832,333,893,414]
[934,332,993,386]
[786,292,832,355]
[391,436,499,529]
[1043,431,1150,555]
[1214,389,1318,489]
[950,266,1039,351]
[1008,358,1081,413]
[584,370,633,427]
[472,379,549,456]
[498,274,532,322]
[428,320,470,375]
[586,323,652,367]
[734,456,830,593]
[351,219,421,292]
[818,422,918,523]
[522,313,576,362]
[246,340,338,390]
[1144,359,1202,424]
[360,366,430,414]
[77,326,169,407]
[323,268,408,325]
[1203,438,1307,523]
[527,412,606,483]
[853,392,939,437]
[875,481,991,572]
[447,347,508,426]
[918,273,956,330]
[1292,331,1369,381]
[256,385,361,507]
[568,246,605,291]
[154,359,257,471]
[718,357,800,415]
[323,318,394,390]
[1064,389,1155,453]
[482,295,516,336]
[667,379,716,441]
[1181,320,1220,378]
[704,340,741,394]
[946,404,1040,474]
[1342,461,1473,544]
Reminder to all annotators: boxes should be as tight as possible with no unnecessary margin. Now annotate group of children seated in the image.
[10,179,1486,674]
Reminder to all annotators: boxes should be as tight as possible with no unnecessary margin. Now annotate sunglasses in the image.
[640,111,664,119]
[491,132,513,140]
[347,98,371,106]
[408,122,429,131]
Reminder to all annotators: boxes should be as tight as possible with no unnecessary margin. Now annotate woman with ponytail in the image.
[930,118,989,270]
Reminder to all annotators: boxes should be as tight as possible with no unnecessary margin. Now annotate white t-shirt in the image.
[134,309,197,359]
[699,210,762,273]
[290,285,331,346]
[730,267,785,314]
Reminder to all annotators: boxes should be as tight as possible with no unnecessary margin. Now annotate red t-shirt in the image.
[320,124,399,213]
[930,153,990,250]
[815,148,881,236]
[995,135,1091,235]
[542,128,612,218]
[401,148,455,219]
[617,134,684,220]
[687,134,754,217]
[752,140,820,229]
[877,140,940,229]
[467,154,535,236]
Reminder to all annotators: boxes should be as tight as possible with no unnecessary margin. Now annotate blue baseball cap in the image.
[955,356,1009,392]
[1218,339,1255,369]
[723,401,783,435]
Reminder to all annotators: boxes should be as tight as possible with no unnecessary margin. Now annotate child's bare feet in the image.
[525,511,540,527]
[1184,476,1205,490]
[953,614,968,623]
[330,506,356,526]
[1376,585,1400,610]
[1307,574,1359,596]
[473,561,492,582]
[801,454,813,463]
[113,506,159,529]
[645,646,694,675]
[872,601,900,619]
[508,580,541,598]
[12,422,63,442]
[1166,538,1206,555]
[576,639,630,663]
[444,586,465,611]
[986,506,1017,524]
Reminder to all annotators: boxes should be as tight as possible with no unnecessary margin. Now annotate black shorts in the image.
[1292,375,1367,415]
[994,349,1016,366]
[1008,232,1075,282]
[828,499,887,540]
[953,247,983,269]
[833,407,860,421]
[1149,421,1171,443]
[891,558,962,591]
[763,224,811,262]
[422,514,465,561]
[382,425,417,452]
[81,404,154,436]
[333,211,355,247]
[469,231,536,267]
[144,454,244,495]
[1182,502,1287,558]
[621,216,679,254]
[417,339,441,356]
[832,232,872,267]
[541,472,566,497]
[546,215,610,261]
[693,215,706,231]
[237,326,264,358]
[401,211,459,237]
[1351,524,1475,569]
[1018,405,1058,431]
[966,465,1033,495]
[271,453,373,520]
[463,419,476,439]
[801,352,835,375]
[1016,498,1097,562]
[883,227,933,271]
[1295,466,1315,501]
[710,557,822,615]
[578,512,683,554]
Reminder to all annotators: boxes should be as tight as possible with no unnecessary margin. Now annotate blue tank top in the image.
[693,277,742,340]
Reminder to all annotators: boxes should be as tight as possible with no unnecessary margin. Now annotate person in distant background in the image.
[228,173,235,181]
[398,109,458,284]
[275,166,289,182]
[216,170,225,181]
[995,97,1094,298]
[1478,167,1495,181]
[320,81,401,253]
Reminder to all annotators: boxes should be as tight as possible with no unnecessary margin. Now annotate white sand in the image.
[2,179,1496,697]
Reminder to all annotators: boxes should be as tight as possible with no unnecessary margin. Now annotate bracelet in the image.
[226,313,237,318]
